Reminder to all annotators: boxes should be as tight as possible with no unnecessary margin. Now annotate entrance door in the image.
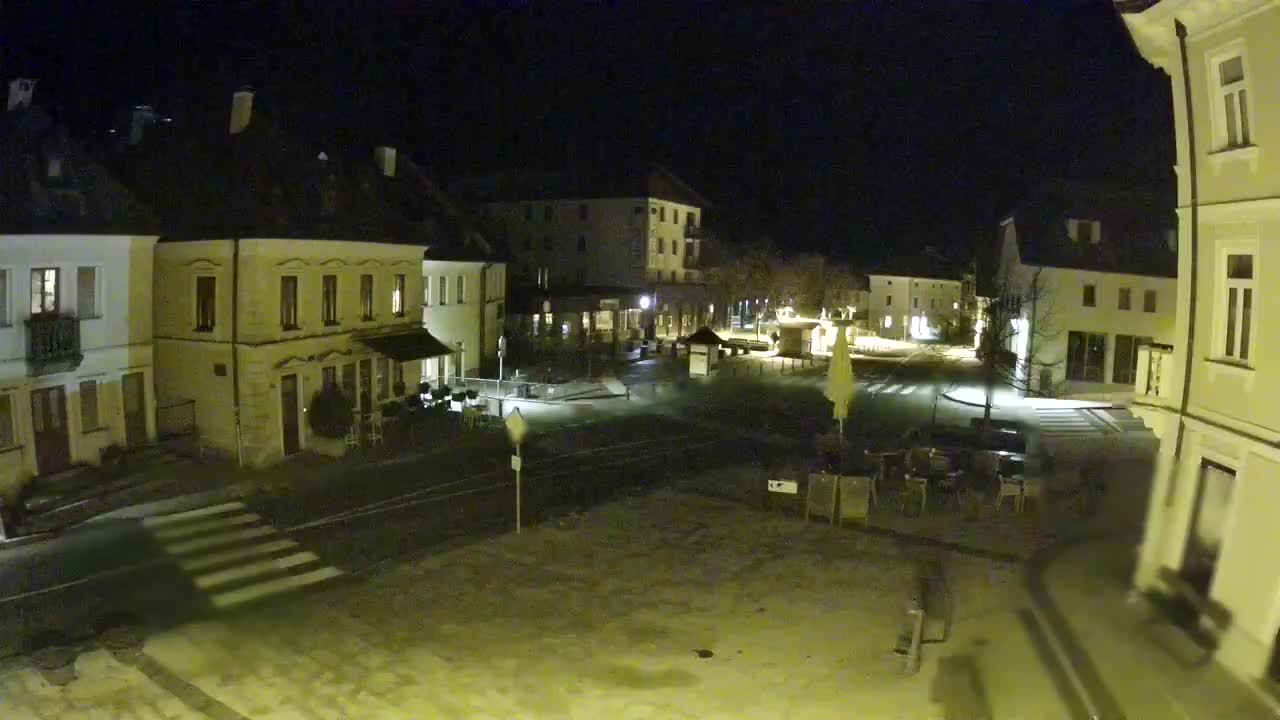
[341,363,357,408]
[122,372,147,447]
[280,373,301,456]
[359,358,373,414]
[30,386,71,475]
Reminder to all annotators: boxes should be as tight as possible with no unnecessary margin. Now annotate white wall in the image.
[868,274,961,340]
[422,259,506,381]
[0,234,157,496]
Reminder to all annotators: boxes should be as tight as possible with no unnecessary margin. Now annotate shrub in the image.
[308,385,354,438]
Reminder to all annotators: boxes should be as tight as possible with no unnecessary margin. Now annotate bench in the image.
[1146,566,1231,659]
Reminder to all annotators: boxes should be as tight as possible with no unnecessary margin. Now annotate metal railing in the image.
[26,313,81,373]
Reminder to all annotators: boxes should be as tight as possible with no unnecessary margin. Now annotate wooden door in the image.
[30,386,71,475]
[122,372,147,447]
[280,374,301,456]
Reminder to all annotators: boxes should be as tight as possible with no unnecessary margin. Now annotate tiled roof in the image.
[0,106,159,234]
[1008,180,1175,278]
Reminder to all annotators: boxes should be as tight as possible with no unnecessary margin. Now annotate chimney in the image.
[374,146,397,177]
[229,86,254,135]
[7,78,36,111]
[129,105,156,145]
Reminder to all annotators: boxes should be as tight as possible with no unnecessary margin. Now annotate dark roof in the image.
[868,248,965,281]
[454,164,709,208]
[384,154,508,263]
[0,105,159,234]
[108,106,417,244]
[1114,0,1162,13]
[1006,180,1175,277]
[685,327,725,346]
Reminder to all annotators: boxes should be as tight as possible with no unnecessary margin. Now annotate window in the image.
[322,365,337,389]
[1082,284,1096,308]
[0,268,10,326]
[577,235,586,253]
[544,205,553,222]
[77,266,99,318]
[195,276,216,331]
[1068,219,1101,245]
[360,274,374,320]
[0,393,14,448]
[1114,335,1138,385]
[1066,331,1107,383]
[659,206,666,222]
[322,274,339,325]
[393,361,405,393]
[393,274,406,317]
[30,268,59,314]
[1223,253,1254,362]
[673,240,681,256]
[688,213,697,226]
[633,205,644,215]
[1143,289,1157,313]
[438,275,448,305]
[456,275,465,304]
[1217,54,1251,148]
[79,379,100,431]
[537,267,549,289]
[280,276,299,329]
[1185,461,1236,595]
[578,203,588,220]
[1118,287,1131,311]
[913,296,919,309]
[886,295,893,306]
[658,238,664,255]
[930,298,936,310]
[377,357,390,399]
[673,209,680,224]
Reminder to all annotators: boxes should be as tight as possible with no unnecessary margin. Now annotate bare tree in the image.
[975,264,1061,430]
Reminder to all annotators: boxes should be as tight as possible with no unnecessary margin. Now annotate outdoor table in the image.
[903,474,928,516]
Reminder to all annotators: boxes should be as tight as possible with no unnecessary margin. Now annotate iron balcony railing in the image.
[26,313,82,374]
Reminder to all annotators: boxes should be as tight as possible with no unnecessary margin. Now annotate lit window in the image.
[30,267,59,314]
[883,315,893,328]
[393,274,406,317]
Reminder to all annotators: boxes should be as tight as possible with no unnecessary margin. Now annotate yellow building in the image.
[1120,0,1280,686]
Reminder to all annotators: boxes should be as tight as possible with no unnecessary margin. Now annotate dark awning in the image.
[357,328,454,361]
[685,326,725,346]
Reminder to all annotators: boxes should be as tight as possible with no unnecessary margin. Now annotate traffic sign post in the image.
[504,408,529,534]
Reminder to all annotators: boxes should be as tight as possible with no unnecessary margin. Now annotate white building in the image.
[0,84,159,501]
[1121,0,1280,688]
[995,181,1177,396]
[868,251,964,342]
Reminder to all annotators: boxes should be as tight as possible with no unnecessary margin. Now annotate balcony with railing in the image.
[26,313,82,376]
[1134,342,1174,406]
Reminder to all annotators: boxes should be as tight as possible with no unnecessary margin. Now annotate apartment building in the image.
[1120,0,1280,687]
[868,251,965,342]
[995,181,1177,396]
[457,166,712,343]
[0,80,159,496]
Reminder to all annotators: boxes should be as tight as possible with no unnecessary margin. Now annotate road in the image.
[0,411,755,659]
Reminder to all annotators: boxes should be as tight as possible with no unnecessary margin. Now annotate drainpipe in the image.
[479,261,493,377]
[231,237,243,469]
[1166,18,1201,506]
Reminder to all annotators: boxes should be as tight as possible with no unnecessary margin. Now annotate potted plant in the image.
[308,385,354,457]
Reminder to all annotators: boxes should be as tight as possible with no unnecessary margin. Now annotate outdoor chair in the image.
[904,474,928,516]
[344,423,360,450]
[994,475,1022,512]
[368,412,385,447]
[1019,477,1044,512]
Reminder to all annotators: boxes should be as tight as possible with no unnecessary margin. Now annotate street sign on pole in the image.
[505,408,529,534]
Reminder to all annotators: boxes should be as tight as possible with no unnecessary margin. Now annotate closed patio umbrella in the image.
[824,324,856,440]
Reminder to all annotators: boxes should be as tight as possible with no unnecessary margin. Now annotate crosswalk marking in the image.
[1036,408,1112,440]
[210,567,344,610]
[144,501,344,612]
[180,538,300,572]
[164,526,276,555]
[195,551,320,590]
[142,501,246,528]
[884,384,903,394]
[867,383,885,393]
[153,513,260,541]
[898,385,917,395]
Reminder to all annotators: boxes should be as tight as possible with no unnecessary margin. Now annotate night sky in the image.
[3,1,1172,266]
